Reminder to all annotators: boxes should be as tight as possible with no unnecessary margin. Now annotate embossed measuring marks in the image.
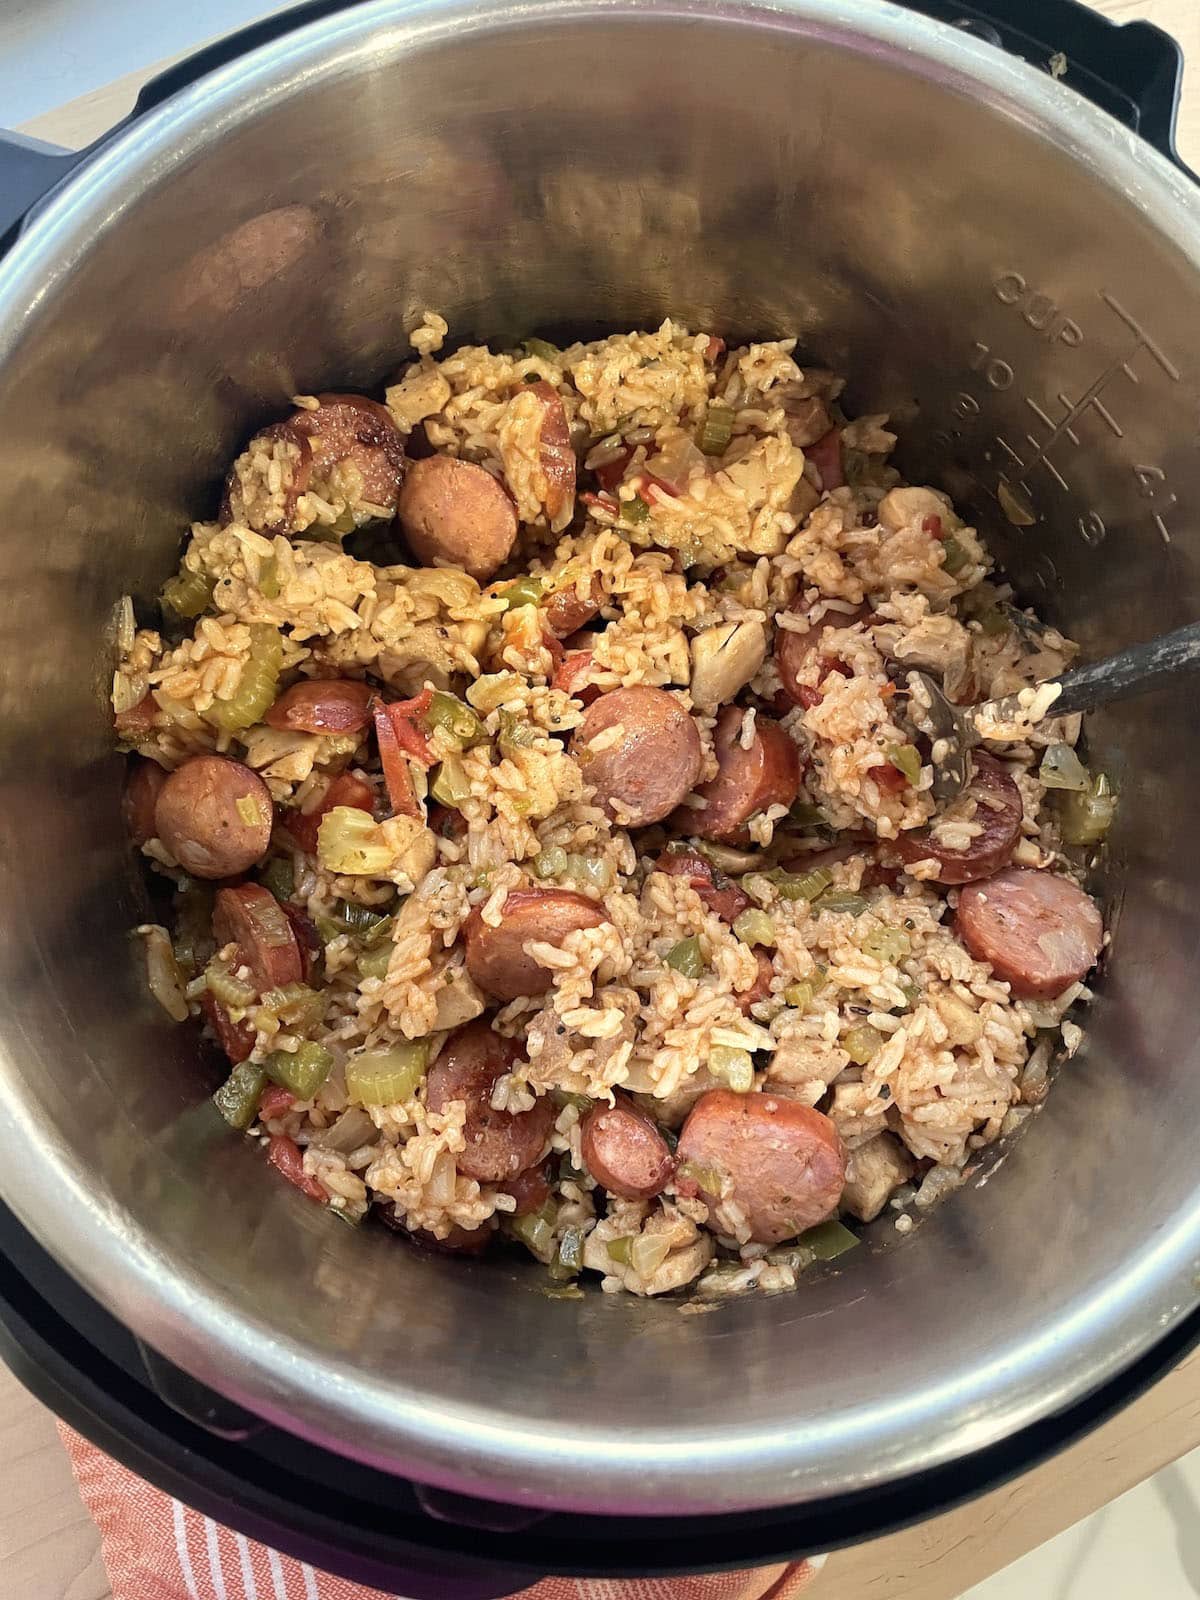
[936,272,1184,548]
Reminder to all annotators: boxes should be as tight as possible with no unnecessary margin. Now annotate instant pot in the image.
[2,0,1199,1590]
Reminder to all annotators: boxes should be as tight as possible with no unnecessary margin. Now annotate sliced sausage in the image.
[154,755,273,879]
[893,752,1022,884]
[685,707,800,842]
[677,1089,846,1245]
[580,1093,674,1200]
[502,1159,554,1216]
[265,678,374,734]
[775,601,869,709]
[123,759,167,846]
[212,883,304,991]
[805,426,845,492]
[571,686,703,827]
[526,380,576,532]
[426,1020,555,1182]
[463,888,606,1001]
[200,991,255,1065]
[220,420,313,531]
[283,769,376,854]
[542,571,602,638]
[957,868,1103,1000]
[737,949,776,1015]
[654,847,750,924]
[290,393,406,514]
[397,454,518,581]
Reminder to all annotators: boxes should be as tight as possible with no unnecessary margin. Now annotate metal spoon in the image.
[896,618,1200,803]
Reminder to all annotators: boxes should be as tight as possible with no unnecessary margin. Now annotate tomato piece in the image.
[921,513,944,539]
[391,687,434,720]
[873,762,909,793]
[373,703,421,817]
[552,649,595,699]
[704,336,726,362]
[284,771,376,853]
[259,1084,297,1120]
[267,1135,327,1202]
[594,450,632,493]
[201,992,256,1065]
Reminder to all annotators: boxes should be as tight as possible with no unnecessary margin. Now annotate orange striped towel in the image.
[60,1425,825,1600]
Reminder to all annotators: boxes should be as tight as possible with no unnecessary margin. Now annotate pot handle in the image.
[0,0,357,247]
[909,0,1192,175]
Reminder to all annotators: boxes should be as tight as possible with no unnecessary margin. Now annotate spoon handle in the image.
[1050,619,1200,717]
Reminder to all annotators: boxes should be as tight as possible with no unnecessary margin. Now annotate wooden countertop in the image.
[5,2,1200,1596]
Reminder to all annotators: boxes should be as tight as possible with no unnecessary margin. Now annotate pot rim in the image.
[2,0,1198,1516]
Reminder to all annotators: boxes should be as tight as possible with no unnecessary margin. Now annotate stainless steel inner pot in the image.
[1,0,1198,1520]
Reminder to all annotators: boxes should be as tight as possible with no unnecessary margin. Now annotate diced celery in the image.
[356,943,393,981]
[1040,741,1090,792]
[666,935,704,978]
[345,1040,429,1105]
[788,801,829,829]
[264,1041,333,1099]
[523,338,560,362]
[550,1225,585,1280]
[512,1204,556,1258]
[768,865,833,902]
[317,806,394,876]
[817,889,869,915]
[161,565,215,619]
[534,846,568,879]
[209,625,283,733]
[213,1062,267,1129]
[256,983,325,1028]
[732,908,775,947]
[430,753,472,808]
[259,857,295,904]
[696,403,734,456]
[619,495,649,525]
[500,575,547,611]
[800,1219,860,1260]
[940,533,971,575]
[497,710,537,751]
[843,1022,884,1064]
[709,1044,754,1093]
[1059,772,1116,845]
[862,926,911,965]
[605,1235,633,1266]
[783,977,824,1011]
[886,744,921,786]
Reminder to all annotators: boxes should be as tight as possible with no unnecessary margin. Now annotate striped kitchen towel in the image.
[60,1424,825,1600]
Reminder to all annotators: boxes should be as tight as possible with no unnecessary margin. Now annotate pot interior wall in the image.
[0,0,1198,1514]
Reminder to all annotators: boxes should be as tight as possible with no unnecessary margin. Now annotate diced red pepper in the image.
[267,1135,327,1202]
[373,703,421,818]
[552,649,597,701]
[704,336,726,363]
[114,692,158,739]
[386,705,435,769]
[200,992,256,1065]
[921,513,944,539]
[392,687,434,720]
[873,762,909,793]
[259,1084,297,1121]
[284,771,376,853]
[580,491,617,512]
[654,848,750,924]
[805,427,845,492]
[593,449,632,492]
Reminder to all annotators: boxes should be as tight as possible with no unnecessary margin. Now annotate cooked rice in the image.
[115,316,1103,1298]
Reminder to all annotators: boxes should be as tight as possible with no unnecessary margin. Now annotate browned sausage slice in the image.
[154,755,273,879]
[265,678,374,734]
[893,752,1022,884]
[502,1158,554,1216]
[957,867,1103,999]
[220,420,313,532]
[426,1020,555,1182]
[463,888,606,1001]
[542,572,602,639]
[775,602,869,709]
[737,949,776,1015]
[291,393,406,514]
[397,455,518,581]
[654,847,750,924]
[212,883,304,991]
[123,759,167,846]
[684,707,800,842]
[677,1089,846,1245]
[525,380,577,531]
[571,686,703,827]
[581,1093,674,1200]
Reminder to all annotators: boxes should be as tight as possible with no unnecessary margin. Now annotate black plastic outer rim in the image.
[2,1200,1199,1592]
